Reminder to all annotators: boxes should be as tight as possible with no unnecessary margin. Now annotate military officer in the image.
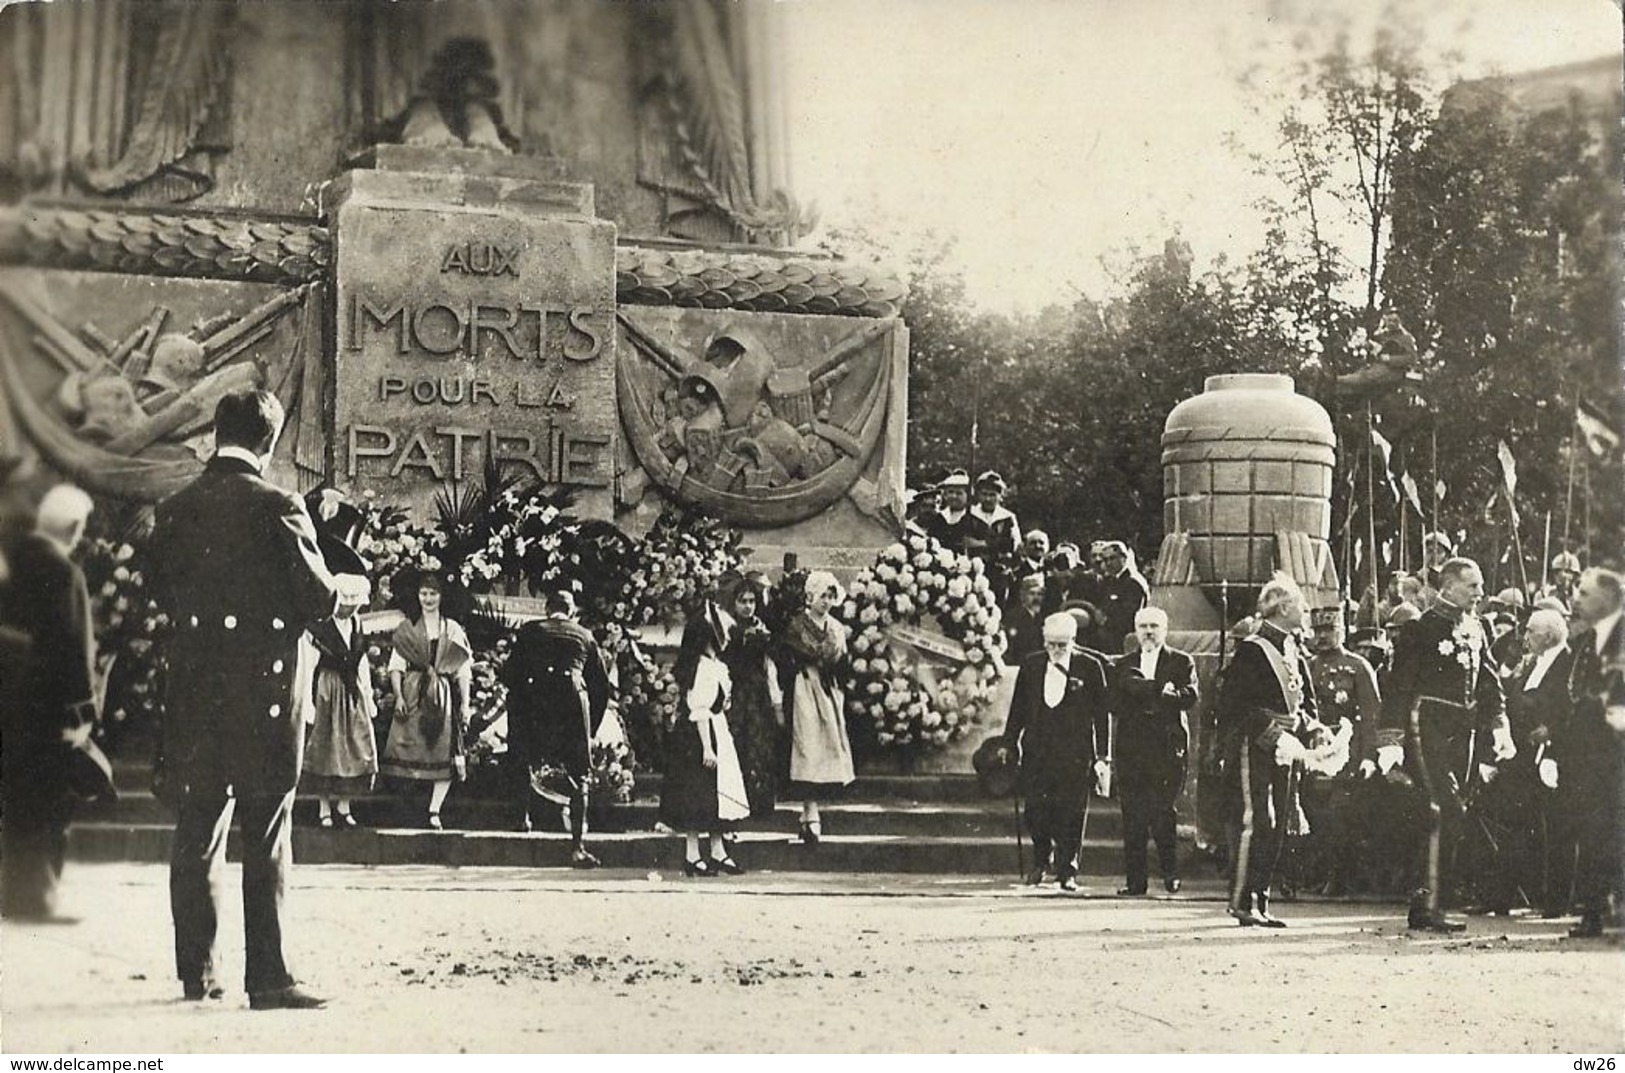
[1305,606,1380,896]
[1000,612,1111,892]
[1217,573,1320,927]
[149,390,369,1009]
[1375,556,1512,932]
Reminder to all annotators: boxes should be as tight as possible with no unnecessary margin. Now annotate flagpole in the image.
[1430,426,1441,549]
[1565,398,1579,545]
[1584,460,1592,564]
[1504,485,1530,596]
[1541,511,1552,592]
[1365,403,1379,608]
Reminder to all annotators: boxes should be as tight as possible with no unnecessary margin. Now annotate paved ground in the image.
[2,862,1621,1053]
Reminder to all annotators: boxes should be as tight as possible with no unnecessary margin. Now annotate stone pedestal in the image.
[329,148,617,520]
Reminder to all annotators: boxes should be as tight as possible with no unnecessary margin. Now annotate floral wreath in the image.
[842,531,1007,749]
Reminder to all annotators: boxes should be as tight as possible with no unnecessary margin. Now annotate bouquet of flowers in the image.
[842,532,1007,749]
[75,535,168,739]
[621,507,746,625]
[588,740,638,804]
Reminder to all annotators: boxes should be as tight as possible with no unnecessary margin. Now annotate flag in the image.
[1435,479,1447,503]
[1497,439,1518,496]
[1576,400,1620,458]
[1371,428,1399,501]
[1400,471,1423,516]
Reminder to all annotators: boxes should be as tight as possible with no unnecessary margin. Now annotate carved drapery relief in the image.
[0,1,233,203]
[636,1,813,247]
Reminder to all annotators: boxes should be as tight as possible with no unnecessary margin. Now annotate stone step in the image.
[81,793,1128,840]
[66,823,1167,877]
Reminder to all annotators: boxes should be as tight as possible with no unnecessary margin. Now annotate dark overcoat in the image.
[502,616,610,776]
[148,456,340,798]
[1002,648,1110,799]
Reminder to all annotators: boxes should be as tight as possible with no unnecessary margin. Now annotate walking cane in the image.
[1014,792,1025,879]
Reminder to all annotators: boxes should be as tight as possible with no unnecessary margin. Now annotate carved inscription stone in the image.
[329,152,616,520]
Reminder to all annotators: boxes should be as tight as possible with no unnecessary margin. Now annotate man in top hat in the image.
[501,588,612,867]
[1556,567,1625,938]
[1305,605,1380,896]
[923,469,973,554]
[0,484,99,923]
[999,612,1111,892]
[1375,556,1512,932]
[148,389,370,1009]
[1110,606,1198,896]
[1216,573,1320,927]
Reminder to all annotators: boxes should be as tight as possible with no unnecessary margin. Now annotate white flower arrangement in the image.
[843,531,1008,750]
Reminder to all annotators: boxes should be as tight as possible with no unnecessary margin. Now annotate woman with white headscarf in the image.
[782,570,854,844]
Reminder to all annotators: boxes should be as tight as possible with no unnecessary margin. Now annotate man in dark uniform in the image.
[1556,568,1624,938]
[999,612,1110,892]
[922,469,972,553]
[1110,606,1198,896]
[0,484,99,922]
[1304,606,1380,896]
[1375,556,1512,932]
[1217,573,1319,927]
[149,390,367,1009]
[502,589,611,867]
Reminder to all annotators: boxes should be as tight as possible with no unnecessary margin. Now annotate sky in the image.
[780,0,1623,313]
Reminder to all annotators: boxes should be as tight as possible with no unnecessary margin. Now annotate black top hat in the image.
[303,488,369,576]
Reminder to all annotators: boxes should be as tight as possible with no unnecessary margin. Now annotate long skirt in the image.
[787,666,854,796]
[302,673,377,797]
[380,668,456,781]
[660,717,750,831]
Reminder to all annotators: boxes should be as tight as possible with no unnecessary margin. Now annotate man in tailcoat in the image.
[502,588,611,867]
[1556,568,1625,938]
[1000,612,1110,892]
[1110,606,1197,896]
[148,390,366,1009]
[1468,608,1571,916]
[1217,573,1319,927]
[0,485,98,922]
[1375,557,1512,932]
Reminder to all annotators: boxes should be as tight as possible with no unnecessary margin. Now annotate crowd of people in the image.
[1,390,1620,1013]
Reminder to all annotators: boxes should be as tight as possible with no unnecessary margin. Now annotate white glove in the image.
[1093,759,1114,798]
[1538,758,1559,789]
[1606,706,1625,735]
[1376,744,1404,775]
[1273,734,1308,767]
[1358,758,1377,779]
[1477,763,1498,785]
[1490,726,1516,761]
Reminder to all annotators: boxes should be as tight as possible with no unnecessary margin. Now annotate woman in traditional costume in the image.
[783,570,854,844]
[722,574,784,819]
[297,599,378,827]
[659,599,750,875]
[380,574,473,829]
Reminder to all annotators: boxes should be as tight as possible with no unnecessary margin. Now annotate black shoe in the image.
[1408,910,1466,933]
[1164,876,1182,894]
[709,857,746,876]
[798,821,821,846]
[1230,893,1267,927]
[682,858,714,877]
[1116,885,1148,897]
[4,911,81,926]
[571,848,601,870]
[248,985,327,1011]
[1256,896,1287,928]
[1024,867,1048,886]
[182,979,224,1002]
[1059,876,1079,893]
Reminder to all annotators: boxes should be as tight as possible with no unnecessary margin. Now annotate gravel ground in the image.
[2,862,1621,1053]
